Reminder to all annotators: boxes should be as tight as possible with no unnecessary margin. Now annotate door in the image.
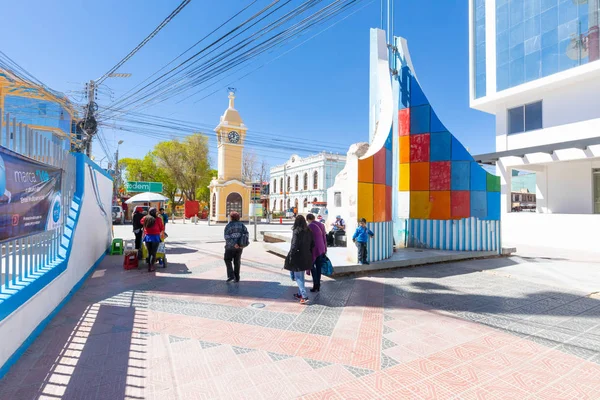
[226,192,243,217]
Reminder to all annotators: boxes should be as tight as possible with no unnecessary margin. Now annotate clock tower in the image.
[216,91,247,181]
[209,92,251,222]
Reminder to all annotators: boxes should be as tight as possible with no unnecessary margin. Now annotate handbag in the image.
[321,255,333,276]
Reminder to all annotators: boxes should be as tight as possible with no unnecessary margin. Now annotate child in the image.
[352,218,374,265]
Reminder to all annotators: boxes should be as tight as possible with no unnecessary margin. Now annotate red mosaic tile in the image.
[480,379,529,399]
[458,387,499,400]
[448,363,495,386]
[299,388,344,400]
[359,371,399,395]
[288,370,330,397]
[500,366,561,394]
[385,363,427,386]
[333,380,377,400]
[404,379,455,400]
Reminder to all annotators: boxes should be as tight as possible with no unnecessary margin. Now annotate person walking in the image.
[142,208,165,272]
[352,218,374,265]
[306,213,327,292]
[132,207,144,257]
[223,211,248,283]
[285,215,314,304]
[159,207,169,229]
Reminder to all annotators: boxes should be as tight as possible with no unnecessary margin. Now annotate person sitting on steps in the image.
[327,215,345,247]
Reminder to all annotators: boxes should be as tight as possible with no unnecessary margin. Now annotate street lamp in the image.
[115,140,124,200]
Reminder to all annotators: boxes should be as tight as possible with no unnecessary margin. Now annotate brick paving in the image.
[1,241,599,399]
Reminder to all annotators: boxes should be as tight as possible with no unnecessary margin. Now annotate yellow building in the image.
[209,92,251,223]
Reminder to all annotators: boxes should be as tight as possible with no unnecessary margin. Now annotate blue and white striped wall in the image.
[364,221,394,263]
[406,218,501,253]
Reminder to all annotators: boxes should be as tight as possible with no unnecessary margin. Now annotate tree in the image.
[120,154,179,213]
[154,134,211,201]
[242,150,269,184]
[196,169,217,203]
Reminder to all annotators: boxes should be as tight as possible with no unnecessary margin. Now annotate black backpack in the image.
[239,227,250,248]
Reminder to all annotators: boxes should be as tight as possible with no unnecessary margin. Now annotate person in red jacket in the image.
[141,208,165,272]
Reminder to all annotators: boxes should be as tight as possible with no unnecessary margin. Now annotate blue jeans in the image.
[294,271,308,299]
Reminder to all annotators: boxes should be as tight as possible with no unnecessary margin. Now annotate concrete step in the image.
[264,242,499,276]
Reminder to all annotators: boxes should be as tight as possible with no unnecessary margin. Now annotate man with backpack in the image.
[223,211,249,283]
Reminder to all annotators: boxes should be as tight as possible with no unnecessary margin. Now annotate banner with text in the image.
[0,146,62,242]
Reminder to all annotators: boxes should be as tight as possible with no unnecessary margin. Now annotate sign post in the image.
[125,181,163,193]
[251,183,262,242]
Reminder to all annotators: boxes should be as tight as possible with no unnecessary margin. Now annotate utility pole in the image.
[78,80,98,156]
[114,140,124,202]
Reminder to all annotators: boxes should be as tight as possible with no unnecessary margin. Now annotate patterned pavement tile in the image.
[3,246,600,400]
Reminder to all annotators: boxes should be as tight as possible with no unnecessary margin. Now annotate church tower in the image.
[209,92,251,223]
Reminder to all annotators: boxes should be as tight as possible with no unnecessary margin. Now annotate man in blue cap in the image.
[327,215,346,247]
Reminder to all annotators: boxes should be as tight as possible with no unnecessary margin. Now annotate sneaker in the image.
[358,262,363,265]
[226,277,234,283]
[300,298,309,305]
[293,293,302,300]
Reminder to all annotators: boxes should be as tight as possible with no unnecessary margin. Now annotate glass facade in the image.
[474,0,487,98]
[4,95,73,136]
[497,0,600,92]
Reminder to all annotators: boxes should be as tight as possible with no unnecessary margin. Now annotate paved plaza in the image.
[0,224,599,399]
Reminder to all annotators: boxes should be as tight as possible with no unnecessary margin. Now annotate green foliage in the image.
[121,134,212,208]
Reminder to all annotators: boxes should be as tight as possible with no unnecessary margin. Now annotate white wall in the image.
[502,212,600,256]
[546,162,594,214]
[499,158,600,215]
[0,161,112,369]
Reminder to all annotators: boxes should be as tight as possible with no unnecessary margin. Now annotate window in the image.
[287,198,291,209]
[496,0,600,91]
[273,179,276,194]
[211,194,216,217]
[287,176,291,192]
[473,0,486,98]
[508,101,542,134]
[280,178,283,194]
[594,169,600,214]
[303,198,308,208]
[334,192,342,207]
[313,171,318,189]
[303,173,308,190]
[313,197,318,204]
[280,199,283,211]
[294,175,299,191]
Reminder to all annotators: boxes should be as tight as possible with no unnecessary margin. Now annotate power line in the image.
[100,0,366,119]
[95,0,192,85]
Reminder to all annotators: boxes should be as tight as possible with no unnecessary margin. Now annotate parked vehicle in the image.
[112,206,124,224]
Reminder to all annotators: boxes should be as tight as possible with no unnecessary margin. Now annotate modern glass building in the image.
[469,0,600,256]
[0,72,77,152]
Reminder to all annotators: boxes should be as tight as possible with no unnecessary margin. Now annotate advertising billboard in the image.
[0,147,62,242]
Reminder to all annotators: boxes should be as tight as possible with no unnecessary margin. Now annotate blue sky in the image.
[1,0,495,168]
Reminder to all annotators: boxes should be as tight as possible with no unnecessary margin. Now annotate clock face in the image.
[228,131,240,144]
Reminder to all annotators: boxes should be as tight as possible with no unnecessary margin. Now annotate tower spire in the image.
[228,91,235,109]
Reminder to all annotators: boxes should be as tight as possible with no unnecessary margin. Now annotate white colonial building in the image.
[269,153,346,213]
[470,0,600,256]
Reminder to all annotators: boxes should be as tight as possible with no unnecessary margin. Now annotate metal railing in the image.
[0,109,76,298]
